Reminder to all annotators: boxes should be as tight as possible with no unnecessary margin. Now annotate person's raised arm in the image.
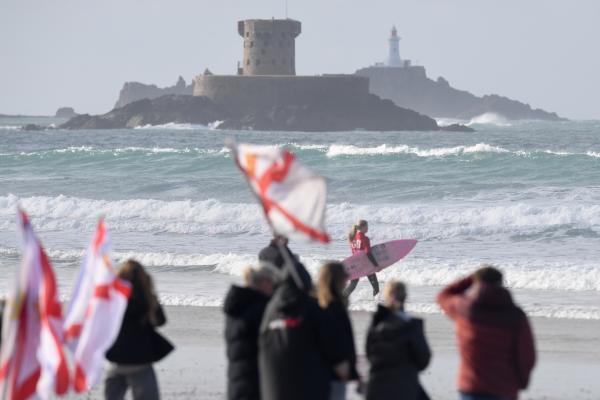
[436,275,473,319]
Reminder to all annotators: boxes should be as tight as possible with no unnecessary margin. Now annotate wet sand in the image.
[82,306,600,399]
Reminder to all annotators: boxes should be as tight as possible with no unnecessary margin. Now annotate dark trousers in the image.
[105,365,160,400]
[344,273,379,296]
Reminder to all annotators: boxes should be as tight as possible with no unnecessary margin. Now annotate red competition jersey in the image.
[350,231,371,255]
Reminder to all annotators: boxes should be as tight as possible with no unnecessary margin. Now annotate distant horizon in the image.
[1,0,599,119]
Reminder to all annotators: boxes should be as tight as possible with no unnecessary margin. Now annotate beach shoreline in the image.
[76,305,600,399]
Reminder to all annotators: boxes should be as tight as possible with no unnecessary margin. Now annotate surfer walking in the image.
[344,220,380,297]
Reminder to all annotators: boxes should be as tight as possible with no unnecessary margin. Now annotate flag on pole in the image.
[230,143,330,243]
[63,219,131,393]
[0,209,69,400]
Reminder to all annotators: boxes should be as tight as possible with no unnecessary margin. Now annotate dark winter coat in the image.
[223,285,270,400]
[437,277,536,400]
[366,305,431,400]
[322,300,359,381]
[258,280,345,400]
[106,294,173,365]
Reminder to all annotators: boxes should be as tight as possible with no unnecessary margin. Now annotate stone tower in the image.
[238,19,301,76]
[387,26,402,67]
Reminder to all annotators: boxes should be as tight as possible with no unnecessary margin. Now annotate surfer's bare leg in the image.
[367,273,379,296]
[344,279,359,296]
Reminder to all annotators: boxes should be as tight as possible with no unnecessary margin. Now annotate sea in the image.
[1,114,599,320]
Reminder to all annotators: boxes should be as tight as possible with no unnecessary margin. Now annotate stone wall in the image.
[237,19,301,76]
[194,74,369,112]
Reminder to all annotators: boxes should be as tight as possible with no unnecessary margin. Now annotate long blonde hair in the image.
[117,259,160,326]
[317,262,349,308]
[348,219,368,243]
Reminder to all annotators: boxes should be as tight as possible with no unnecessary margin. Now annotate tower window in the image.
[256,59,261,65]
[261,49,266,55]
[250,41,254,48]
[246,59,250,65]
[246,31,249,37]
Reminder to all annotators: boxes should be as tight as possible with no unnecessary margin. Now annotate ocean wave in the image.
[133,122,222,130]
[154,296,599,319]
[3,243,599,293]
[466,112,512,127]
[2,194,600,240]
[326,143,510,157]
[3,146,229,157]
[0,125,22,130]
[323,143,600,160]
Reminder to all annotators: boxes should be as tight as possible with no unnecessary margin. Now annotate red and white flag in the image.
[63,219,131,393]
[231,143,330,243]
[0,209,69,399]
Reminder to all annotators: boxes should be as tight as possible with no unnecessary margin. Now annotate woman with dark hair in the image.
[317,262,360,400]
[105,260,174,400]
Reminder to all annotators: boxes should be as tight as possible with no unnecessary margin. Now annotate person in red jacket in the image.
[344,220,379,297]
[437,265,536,400]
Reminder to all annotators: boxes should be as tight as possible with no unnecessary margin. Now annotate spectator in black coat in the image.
[366,280,431,400]
[105,260,174,400]
[258,258,345,400]
[258,235,312,291]
[224,265,278,400]
[317,262,361,400]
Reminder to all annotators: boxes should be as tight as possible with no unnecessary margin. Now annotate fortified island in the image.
[65,18,562,131]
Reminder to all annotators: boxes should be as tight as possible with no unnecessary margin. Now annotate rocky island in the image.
[356,27,563,121]
[61,93,472,132]
[62,19,472,133]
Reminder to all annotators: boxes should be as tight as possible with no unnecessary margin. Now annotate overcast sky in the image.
[1,0,599,119]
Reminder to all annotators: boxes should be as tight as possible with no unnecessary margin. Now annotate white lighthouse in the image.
[387,26,402,67]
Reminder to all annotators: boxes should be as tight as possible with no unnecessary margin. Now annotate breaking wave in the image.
[2,194,600,240]
[133,121,223,130]
[466,112,512,127]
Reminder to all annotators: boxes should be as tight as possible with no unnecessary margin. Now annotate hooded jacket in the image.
[258,280,345,400]
[366,305,431,400]
[223,285,270,400]
[437,277,536,400]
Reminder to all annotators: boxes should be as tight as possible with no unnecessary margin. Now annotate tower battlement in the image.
[237,19,301,76]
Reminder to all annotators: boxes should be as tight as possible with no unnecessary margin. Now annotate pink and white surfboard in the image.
[342,239,418,280]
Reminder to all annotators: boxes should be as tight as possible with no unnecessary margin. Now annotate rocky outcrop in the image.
[61,95,223,130]
[114,76,193,109]
[355,66,565,121]
[60,94,463,132]
[55,107,77,119]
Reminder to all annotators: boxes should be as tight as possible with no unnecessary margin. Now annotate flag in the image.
[231,143,330,243]
[63,219,131,393]
[0,209,69,399]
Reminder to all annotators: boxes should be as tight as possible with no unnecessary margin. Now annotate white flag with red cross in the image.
[0,209,69,400]
[231,143,330,243]
[63,219,131,393]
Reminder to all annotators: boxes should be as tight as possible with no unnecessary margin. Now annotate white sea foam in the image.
[0,125,22,130]
[327,143,511,158]
[6,146,226,157]
[133,122,215,130]
[2,194,600,240]
[466,112,512,127]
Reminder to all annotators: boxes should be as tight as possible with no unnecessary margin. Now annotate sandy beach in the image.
[74,305,600,399]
